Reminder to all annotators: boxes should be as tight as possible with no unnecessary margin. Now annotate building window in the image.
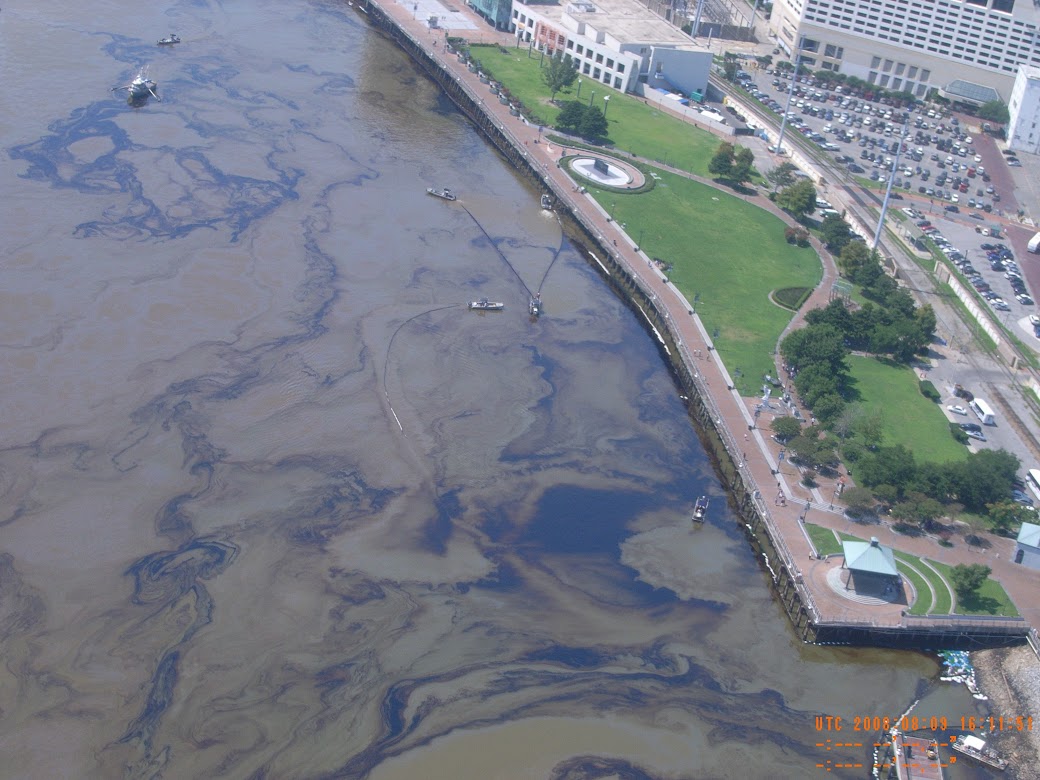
[871,56,881,68]
[593,67,601,79]
[607,58,614,68]
[596,53,603,64]
[576,45,583,54]
[908,66,918,78]
[883,59,893,72]
[880,74,890,87]
[617,63,625,73]
[614,76,622,89]
[868,71,878,84]
[895,63,905,76]
[921,69,930,81]
[892,77,902,90]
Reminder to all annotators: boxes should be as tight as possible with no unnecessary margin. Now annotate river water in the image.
[0,1,996,778]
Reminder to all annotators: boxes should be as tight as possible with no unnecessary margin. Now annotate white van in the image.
[969,398,996,426]
[1028,232,1040,254]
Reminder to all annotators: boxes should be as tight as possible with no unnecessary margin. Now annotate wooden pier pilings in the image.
[355,1,1030,651]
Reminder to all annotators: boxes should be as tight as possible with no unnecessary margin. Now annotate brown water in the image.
[0,1,993,778]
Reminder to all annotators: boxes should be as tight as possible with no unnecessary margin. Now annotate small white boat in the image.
[157,34,181,46]
[693,496,709,522]
[540,193,553,210]
[529,293,542,317]
[469,298,504,311]
[427,187,457,201]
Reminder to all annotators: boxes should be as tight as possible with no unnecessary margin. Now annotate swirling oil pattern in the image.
[0,2,986,780]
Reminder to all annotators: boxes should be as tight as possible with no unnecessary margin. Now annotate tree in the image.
[977,100,1010,124]
[856,408,885,450]
[730,146,755,186]
[841,486,875,518]
[811,392,847,426]
[890,491,945,531]
[722,60,738,81]
[775,179,818,220]
[837,240,871,279]
[767,162,797,191]
[949,563,991,600]
[948,449,1020,512]
[771,416,802,443]
[781,323,848,372]
[858,445,916,494]
[708,142,736,179]
[556,101,586,132]
[578,105,608,139]
[832,403,862,443]
[986,500,1033,535]
[820,214,852,252]
[542,52,578,103]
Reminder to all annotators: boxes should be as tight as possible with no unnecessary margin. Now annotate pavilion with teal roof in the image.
[841,537,900,595]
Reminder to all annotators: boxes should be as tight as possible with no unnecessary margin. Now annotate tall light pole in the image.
[872,114,911,253]
[603,94,610,117]
[576,77,583,99]
[589,89,596,108]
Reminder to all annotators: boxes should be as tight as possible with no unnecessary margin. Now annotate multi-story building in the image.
[510,0,712,99]
[468,0,512,31]
[768,0,1040,103]
[1008,64,1040,153]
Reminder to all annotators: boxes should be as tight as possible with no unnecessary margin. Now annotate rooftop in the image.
[516,0,704,49]
[942,79,1001,106]
[1017,521,1040,548]
[842,536,899,576]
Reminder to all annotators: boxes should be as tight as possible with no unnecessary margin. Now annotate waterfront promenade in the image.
[365,0,1040,635]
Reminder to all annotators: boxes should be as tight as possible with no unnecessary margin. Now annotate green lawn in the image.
[468,45,721,176]
[894,553,953,615]
[928,560,1020,617]
[897,559,934,615]
[846,355,968,463]
[805,523,843,556]
[586,170,822,394]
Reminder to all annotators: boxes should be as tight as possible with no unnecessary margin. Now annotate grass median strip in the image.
[928,559,1019,617]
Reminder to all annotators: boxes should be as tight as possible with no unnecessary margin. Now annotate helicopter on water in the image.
[111,71,160,105]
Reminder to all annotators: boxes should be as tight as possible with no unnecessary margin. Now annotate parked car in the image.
[947,404,967,415]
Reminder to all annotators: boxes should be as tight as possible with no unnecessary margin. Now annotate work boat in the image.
[469,298,504,311]
[427,187,457,201]
[693,496,709,522]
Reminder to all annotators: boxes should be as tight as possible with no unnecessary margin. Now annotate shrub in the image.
[949,423,969,444]
[919,380,940,402]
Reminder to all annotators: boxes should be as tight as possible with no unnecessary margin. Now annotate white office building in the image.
[768,0,1040,103]
[1008,64,1040,153]
[509,0,712,99]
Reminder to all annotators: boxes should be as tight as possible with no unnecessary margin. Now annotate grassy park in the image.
[846,356,968,463]
[469,45,721,176]
[586,171,822,393]
[929,560,1019,617]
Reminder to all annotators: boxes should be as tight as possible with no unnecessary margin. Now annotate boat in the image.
[112,74,161,103]
[884,730,944,780]
[427,187,457,201]
[529,293,542,317]
[469,298,504,311]
[540,193,553,210]
[693,496,709,522]
[951,735,1008,770]
[157,34,181,46]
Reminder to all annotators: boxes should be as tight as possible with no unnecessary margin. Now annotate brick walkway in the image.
[372,0,1040,632]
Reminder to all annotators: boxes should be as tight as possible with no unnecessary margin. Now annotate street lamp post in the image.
[589,89,596,108]
[610,201,617,221]
[603,94,610,117]
[576,78,583,99]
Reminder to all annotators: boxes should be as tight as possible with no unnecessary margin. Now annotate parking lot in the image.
[732,71,1025,221]
[907,208,1038,337]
